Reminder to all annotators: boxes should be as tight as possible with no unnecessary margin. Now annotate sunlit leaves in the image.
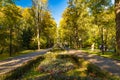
[59,0,115,49]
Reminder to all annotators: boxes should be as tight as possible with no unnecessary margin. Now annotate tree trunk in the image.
[101,27,104,54]
[36,5,41,50]
[9,28,12,56]
[75,28,79,49]
[115,0,120,55]
[69,36,72,48]
[91,43,95,51]
[104,29,108,51]
[0,48,4,54]
[37,25,40,50]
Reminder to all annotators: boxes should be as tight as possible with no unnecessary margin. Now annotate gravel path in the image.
[0,48,51,75]
[67,50,120,76]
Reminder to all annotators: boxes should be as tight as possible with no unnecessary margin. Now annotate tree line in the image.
[1,0,120,56]
[0,0,57,56]
[59,0,116,54]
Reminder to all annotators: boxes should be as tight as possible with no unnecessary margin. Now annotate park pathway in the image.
[67,50,120,76]
[0,48,51,75]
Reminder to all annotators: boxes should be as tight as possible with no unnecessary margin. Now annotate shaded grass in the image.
[0,50,35,61]
[21,51,120,80]
[82,49,120,60]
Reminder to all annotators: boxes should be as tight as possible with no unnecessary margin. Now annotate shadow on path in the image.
[0,48,51,75]
[67,50,120,76]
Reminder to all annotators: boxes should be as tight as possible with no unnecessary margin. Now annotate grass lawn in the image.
[21,51,120,80]
[81,49,120,60]
[0,50,35,61]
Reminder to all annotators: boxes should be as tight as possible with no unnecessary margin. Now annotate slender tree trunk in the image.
[36,24,40,50]
[101,27,104,54]
[104,29,108,51]
[0,48,4,54]
[36,5,40,50]
[74,23,79,49]
[115,0,120,55]
[69,36,72,48]
[37,26,40,50]
[98,26,104,54]
[9,28,12,56]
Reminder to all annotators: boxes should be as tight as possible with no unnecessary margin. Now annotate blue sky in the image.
[16,0,67,26]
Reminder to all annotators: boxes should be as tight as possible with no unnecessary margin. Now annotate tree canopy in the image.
[0,0,119,56]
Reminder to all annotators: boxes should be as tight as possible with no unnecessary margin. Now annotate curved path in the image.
[0,49,51,75]
[67,50,120,77]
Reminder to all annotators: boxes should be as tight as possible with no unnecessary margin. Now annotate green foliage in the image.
[21,28,34,49]
[59,0,115,50]
[0,0,57,56]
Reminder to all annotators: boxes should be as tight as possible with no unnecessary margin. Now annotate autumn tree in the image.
[88,0,112,53]
[32,0,48,50]
[59,0,115,51]
[0,1,22,56]
[59,0,91,49]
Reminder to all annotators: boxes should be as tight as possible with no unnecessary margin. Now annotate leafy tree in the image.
[59,0,115,52]
[88,0,112,53]
[59,0,91,49]
[32,0,48,50]
[0,3,22,56]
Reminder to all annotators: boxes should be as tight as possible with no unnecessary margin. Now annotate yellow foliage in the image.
[41,0,47,4]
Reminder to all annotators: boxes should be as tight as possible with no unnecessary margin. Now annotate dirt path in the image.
[0,48,51,75]
[67,50,120,76]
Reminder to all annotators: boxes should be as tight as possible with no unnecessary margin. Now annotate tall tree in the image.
[32,0,48,50]
[59,0,91,49]
[89,0,111,54]
[0,4,21,56]
[115,0,120,55]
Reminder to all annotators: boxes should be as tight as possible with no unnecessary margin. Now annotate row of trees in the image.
[1,0,120,56]
[59,0,115,54]
[0,0,57,56]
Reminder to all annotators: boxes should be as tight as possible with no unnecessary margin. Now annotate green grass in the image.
[21,51,120,80]
[82,49,120,60]
[22,59,48,80]
[0,50,35,61]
